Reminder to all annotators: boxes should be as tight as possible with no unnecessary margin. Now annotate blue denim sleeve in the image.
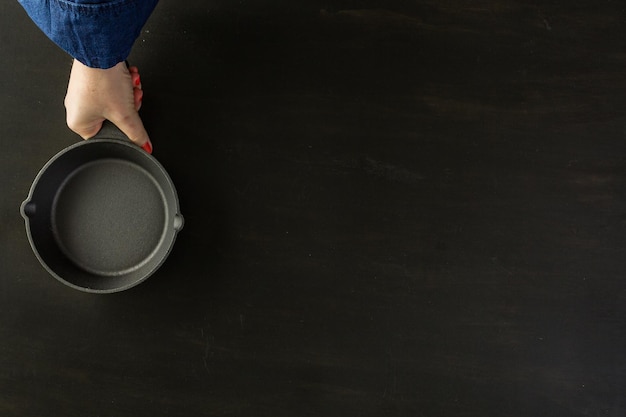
[18,0,159,69]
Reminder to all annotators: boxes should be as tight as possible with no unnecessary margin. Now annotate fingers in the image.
[64,60,152,153]
[113,65,149,151]
[129,67,141,89]
[134,88,143,111]
[111,112,153,154]
[129,66,143,111]
[126,66,148,148]
[68,112,152,155]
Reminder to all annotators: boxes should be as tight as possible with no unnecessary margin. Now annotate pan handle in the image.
[91,120,133,142]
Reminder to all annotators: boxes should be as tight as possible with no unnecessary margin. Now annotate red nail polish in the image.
[134,76,141,87]
[142,140,153,154]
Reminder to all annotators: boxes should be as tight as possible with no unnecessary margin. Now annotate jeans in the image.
[19,0,159,68]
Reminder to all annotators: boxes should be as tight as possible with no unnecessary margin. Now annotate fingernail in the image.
[142,140,153,154]
[134,76,141,87]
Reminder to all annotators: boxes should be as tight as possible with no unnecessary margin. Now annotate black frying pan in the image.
[21,121,183,293]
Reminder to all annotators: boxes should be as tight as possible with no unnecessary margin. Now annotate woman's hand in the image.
[64,59,152,153]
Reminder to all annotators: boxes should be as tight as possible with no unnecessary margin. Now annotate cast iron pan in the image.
[21,121,184,293]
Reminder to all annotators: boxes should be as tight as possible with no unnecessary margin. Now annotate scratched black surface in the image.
[2,1,626,416]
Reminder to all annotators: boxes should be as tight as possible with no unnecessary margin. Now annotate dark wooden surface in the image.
[2,1,626,416]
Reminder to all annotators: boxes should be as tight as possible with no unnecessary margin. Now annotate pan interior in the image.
[51,158,167,276]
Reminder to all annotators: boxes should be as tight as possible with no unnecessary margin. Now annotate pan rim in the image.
[22,138,183,293]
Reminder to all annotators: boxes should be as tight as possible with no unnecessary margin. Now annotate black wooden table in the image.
[2,1,626,416]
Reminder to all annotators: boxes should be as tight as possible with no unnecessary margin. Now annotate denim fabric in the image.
[19,0,159,68]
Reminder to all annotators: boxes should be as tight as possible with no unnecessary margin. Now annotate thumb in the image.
[110,112,153,154]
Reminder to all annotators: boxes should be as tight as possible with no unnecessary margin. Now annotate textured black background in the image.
[2,1,626,416]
